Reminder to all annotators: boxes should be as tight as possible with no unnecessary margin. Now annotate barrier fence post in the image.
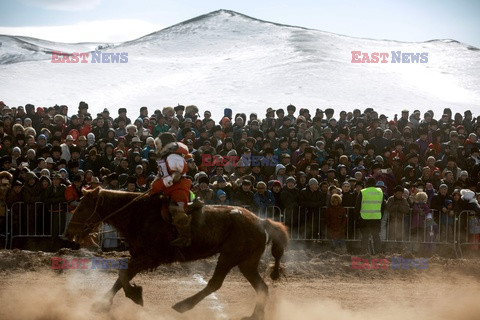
[0,203,8,249]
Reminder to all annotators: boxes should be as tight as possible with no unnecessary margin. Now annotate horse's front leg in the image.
[91,277,123,312]
[120,259,143,306]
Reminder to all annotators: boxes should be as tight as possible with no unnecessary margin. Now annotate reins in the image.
[97,190,151,224]
[76,189,151,234]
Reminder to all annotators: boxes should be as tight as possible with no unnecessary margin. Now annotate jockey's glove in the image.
[163,175,174,187]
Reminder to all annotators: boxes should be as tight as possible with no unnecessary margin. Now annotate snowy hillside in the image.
[0,9,479,118]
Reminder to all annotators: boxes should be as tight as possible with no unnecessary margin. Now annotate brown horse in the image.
[65,188,288,320]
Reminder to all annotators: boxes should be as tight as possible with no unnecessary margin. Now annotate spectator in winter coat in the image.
[384,185,411,241]
[253,181,276,212]
[232,179,254,208]
[430,184,451,213]
[65,174,83,212]
[280,176,299,210]
[273,164,287,186]
[411,191,430,240]
[299,178,324,239]
[326,193,347,251]
[195,176,214,204]
[270,180,282,207]
[216,189,229,205]
[22,171,41,204]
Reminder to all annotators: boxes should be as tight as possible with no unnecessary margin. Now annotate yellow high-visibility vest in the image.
[360,187,383,220]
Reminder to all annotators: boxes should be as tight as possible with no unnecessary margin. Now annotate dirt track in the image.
[1,249,480,320]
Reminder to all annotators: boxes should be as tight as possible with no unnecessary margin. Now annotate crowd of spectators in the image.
[1,100,480,252]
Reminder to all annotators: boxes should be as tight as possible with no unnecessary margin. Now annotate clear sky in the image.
[0,0,478,46]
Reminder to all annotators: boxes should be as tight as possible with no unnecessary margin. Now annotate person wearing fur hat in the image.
[151,132,198,247]
[286,104,296,125]
[172,105,184,122]
[113,108,131,127]
[184,105,199,122]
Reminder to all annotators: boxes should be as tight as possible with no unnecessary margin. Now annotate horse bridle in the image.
[69,190,151,236]
[67,194,105,235]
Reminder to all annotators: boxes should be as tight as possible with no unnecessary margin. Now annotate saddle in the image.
[160,197,204,222]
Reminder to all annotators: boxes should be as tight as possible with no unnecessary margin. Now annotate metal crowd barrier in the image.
[6,201,122,250]
[268,205,462,256]
[98,223,125,250]
[2,202,477,256]
[8,202,70,249]
[0,204,7,249]
[457,210,480,257]
[282,206,358,241]
[257,206,283,221]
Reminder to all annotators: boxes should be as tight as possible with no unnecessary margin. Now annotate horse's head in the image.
[65,187,101,243]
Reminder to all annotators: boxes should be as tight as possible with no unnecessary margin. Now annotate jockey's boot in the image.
[186,197,204,213]
[170,202,192,247]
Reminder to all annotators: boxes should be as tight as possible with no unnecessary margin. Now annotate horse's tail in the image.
[264,219,289,281]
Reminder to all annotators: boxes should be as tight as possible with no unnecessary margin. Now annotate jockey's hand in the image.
[172,171,182,183]
[163,175,174,187]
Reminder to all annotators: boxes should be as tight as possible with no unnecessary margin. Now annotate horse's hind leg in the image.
[238,257,268,320]
[172,253,236,313]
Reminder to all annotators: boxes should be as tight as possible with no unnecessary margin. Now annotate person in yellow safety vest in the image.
[354,177,386,254]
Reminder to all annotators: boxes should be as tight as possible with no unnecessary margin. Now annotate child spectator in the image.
[411,191,429,243]
[270,180,282,207]
[216,189,229,205]
[326,194,347,252]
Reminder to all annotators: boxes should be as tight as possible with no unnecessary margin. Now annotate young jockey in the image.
[151,132,193,247]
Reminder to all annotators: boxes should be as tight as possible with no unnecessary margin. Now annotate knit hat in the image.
[439,184,448,190]
[217,189,227,199]
[286,176,296,184]
[272,180,282,188]
[308,178,319,186]
[275,164,286,176]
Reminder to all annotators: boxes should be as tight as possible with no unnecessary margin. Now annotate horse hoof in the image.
[172,300,191,313]
[91,299,111,313]
[241,313,264,320]
[126,285,144,306]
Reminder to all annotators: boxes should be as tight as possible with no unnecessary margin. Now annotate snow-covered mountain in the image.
[0,9,479,118]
